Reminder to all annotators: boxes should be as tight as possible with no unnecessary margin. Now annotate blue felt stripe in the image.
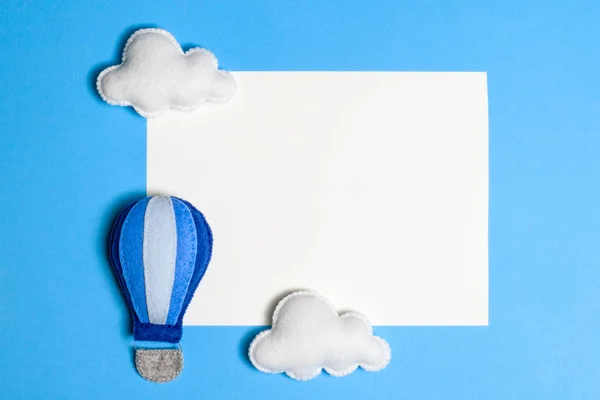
[119,197,150,323]
[166,197,198,325]
[108,200,138,321]
[176,198,213,325]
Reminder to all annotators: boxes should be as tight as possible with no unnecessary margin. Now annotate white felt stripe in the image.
[143,196,177,325]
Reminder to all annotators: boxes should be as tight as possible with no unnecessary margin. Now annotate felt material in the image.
[166,198,197,325]
[134,322,182,343]
[108,201,138,321]
[249,291,391,381]
[96,28,236,118]
[143,196,178,324]
[109,196,213,344]
[176,199,213,325]
[135,349,183,383]
[119,197,151,323]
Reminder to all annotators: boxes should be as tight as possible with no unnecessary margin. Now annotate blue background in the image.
[1,1,599,398]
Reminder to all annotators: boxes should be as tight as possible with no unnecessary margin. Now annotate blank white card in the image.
[147,72,488,326]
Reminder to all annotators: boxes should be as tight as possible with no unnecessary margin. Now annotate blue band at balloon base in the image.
[133,321,183,343]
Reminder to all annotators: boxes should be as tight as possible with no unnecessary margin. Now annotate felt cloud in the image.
[249,291,391,381]
[96,28,236,118]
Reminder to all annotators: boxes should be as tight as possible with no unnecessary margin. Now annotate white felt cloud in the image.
[96,28,236,118]
[249,291,391,381]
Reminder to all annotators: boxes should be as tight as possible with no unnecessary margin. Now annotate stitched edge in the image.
[166,197,197,324]
[172,198,214,326]
[118,199,150,323]
[248,290,392,381]
[96,28,236,118]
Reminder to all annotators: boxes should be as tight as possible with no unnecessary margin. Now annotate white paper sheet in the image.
[147,72,488,326]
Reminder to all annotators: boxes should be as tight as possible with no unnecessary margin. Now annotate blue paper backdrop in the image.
[1,1,599,399]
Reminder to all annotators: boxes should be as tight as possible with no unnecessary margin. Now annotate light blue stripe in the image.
[143,196,178,325]
[166,197,197,325]
[119,197,150,323]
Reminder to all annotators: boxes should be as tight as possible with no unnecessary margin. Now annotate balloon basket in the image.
[134,347,183,383]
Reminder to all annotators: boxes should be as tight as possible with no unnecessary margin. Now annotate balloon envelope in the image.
[109,196,213,343]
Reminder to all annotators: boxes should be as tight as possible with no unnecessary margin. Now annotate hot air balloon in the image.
[109,196,213,382]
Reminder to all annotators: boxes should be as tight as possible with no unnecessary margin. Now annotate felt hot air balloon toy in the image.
[109,196,213,382]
